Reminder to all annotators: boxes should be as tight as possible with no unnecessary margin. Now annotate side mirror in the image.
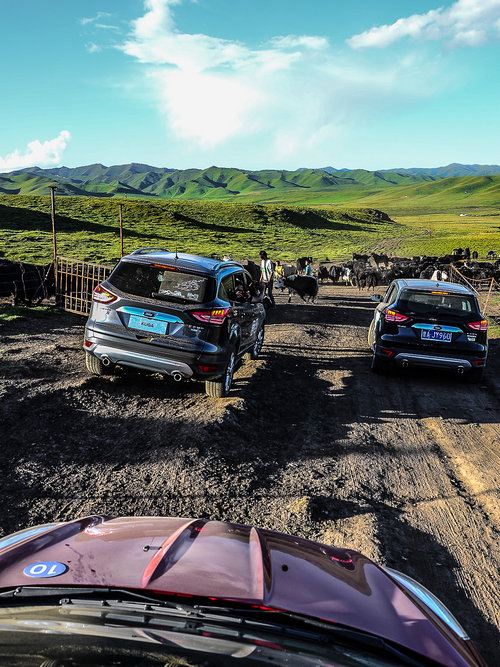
[370,294,382,302]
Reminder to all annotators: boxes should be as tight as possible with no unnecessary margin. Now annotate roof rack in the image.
[130,247,169,255]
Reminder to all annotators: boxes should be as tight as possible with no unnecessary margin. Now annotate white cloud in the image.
[347,0,500,49]
[270,35,330,50]
[0,131,71,173]
[114,0,449,161]
[86,42,102,53]
[80,12,112,26]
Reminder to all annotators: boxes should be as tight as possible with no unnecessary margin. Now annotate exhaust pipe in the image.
[101,355,112,367]
[401,359,409,369]
[457,366,465,375]
[172,372,183,382]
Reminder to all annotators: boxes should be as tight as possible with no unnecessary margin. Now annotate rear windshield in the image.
[398,289,478,318]
[108,261,212,303]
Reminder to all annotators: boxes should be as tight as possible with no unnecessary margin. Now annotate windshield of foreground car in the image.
[0,589,432,667]
[397,289,478,319]
[108,262,213,303]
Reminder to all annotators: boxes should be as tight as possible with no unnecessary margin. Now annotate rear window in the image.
[108,261,212,303]
[398,289,478,318]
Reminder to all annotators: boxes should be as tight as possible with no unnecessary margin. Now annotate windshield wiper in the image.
[0,586,185,611]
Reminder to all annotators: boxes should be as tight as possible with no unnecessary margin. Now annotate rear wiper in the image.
[151,292,188,304]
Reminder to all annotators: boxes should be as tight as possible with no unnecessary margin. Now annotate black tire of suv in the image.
[244,325,265,361]
[370,352,386,374]
[466,367,484,384]
[205,348,236,398]
[85,351,109,376]
[367,320,376,349]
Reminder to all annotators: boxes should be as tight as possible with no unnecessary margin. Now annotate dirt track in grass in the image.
[1,284,499,663]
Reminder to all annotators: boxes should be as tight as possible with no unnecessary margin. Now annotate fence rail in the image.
[56,257,113,315]
[449,265,500,321]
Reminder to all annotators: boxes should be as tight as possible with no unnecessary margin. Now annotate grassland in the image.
[0,194,410,265]
[1,176,499,266]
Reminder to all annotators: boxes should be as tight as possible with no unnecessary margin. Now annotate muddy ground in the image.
[1,284,499,663]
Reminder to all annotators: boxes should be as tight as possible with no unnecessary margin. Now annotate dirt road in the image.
[1,285,499,662]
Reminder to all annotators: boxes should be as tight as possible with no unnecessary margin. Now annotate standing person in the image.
[259,250,275,307]
[305,259,312,276]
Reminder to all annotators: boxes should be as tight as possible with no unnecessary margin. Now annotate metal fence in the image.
[449,265,500,322]
[56,257,113,315]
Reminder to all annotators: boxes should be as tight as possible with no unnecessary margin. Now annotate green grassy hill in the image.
[3,164,500,208]
[0,194,404,265]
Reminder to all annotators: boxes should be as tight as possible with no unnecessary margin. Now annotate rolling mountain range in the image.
[1,162,500,204]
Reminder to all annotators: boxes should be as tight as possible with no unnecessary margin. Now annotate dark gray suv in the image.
[83,249,266,397]
[368,279,488,382]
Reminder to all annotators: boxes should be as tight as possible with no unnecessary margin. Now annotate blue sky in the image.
[1,0,500,172]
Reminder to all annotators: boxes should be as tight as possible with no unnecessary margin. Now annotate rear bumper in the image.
[88,342,195,378]
[84,327,229,380]
[393,352,472,372]
[374,344,487,373]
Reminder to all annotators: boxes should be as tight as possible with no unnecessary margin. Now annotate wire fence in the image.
[56,257,113,315]
[449,265,500,322]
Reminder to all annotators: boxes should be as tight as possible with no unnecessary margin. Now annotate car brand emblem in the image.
[433,325,442,331]
[143,311,155,317]
[24,561,68,578]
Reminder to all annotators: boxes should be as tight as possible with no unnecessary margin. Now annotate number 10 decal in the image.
[23,561,68,578]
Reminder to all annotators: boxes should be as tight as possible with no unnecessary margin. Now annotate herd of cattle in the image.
[2,248,500,308]
[244,249,500,302]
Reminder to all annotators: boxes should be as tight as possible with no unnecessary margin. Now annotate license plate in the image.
[421,329,452,342]
[129,315,167,335]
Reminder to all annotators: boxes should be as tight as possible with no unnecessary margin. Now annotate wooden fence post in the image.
[119,203,124,257]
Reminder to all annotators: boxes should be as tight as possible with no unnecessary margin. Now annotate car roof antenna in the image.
[175,247,179,261]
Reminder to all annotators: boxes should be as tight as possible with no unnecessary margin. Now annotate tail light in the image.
[467,319,488,331]
[191,308,232,325]
[93,284,117,304]
[385,308,410,323]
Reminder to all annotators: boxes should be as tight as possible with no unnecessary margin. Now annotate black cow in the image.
[317,265,330,283]
[275,275,318,303]
[244,260,261,282]
[328,265,339,282]
[355,270,379,290]
[0,259,55,305]
[472,250,479,260]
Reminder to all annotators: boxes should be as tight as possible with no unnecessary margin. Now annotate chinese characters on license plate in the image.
[421,329,452,342]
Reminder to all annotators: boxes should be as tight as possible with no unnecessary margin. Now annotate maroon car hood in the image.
[0,516,473,666]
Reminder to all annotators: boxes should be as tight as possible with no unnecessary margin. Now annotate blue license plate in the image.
[129,315,167,335]
[421,329,452,342]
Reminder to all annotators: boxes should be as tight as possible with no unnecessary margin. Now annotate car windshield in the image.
[108,261,212,303]
[398,289,478,319]
[0,597,426,667]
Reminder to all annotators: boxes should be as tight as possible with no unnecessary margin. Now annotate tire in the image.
[370,352,386,374]
[367,320,376,349]
[85,351,110,376]
[244,325,264,361]
[205,348,236,398]
[466,367,484,384]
